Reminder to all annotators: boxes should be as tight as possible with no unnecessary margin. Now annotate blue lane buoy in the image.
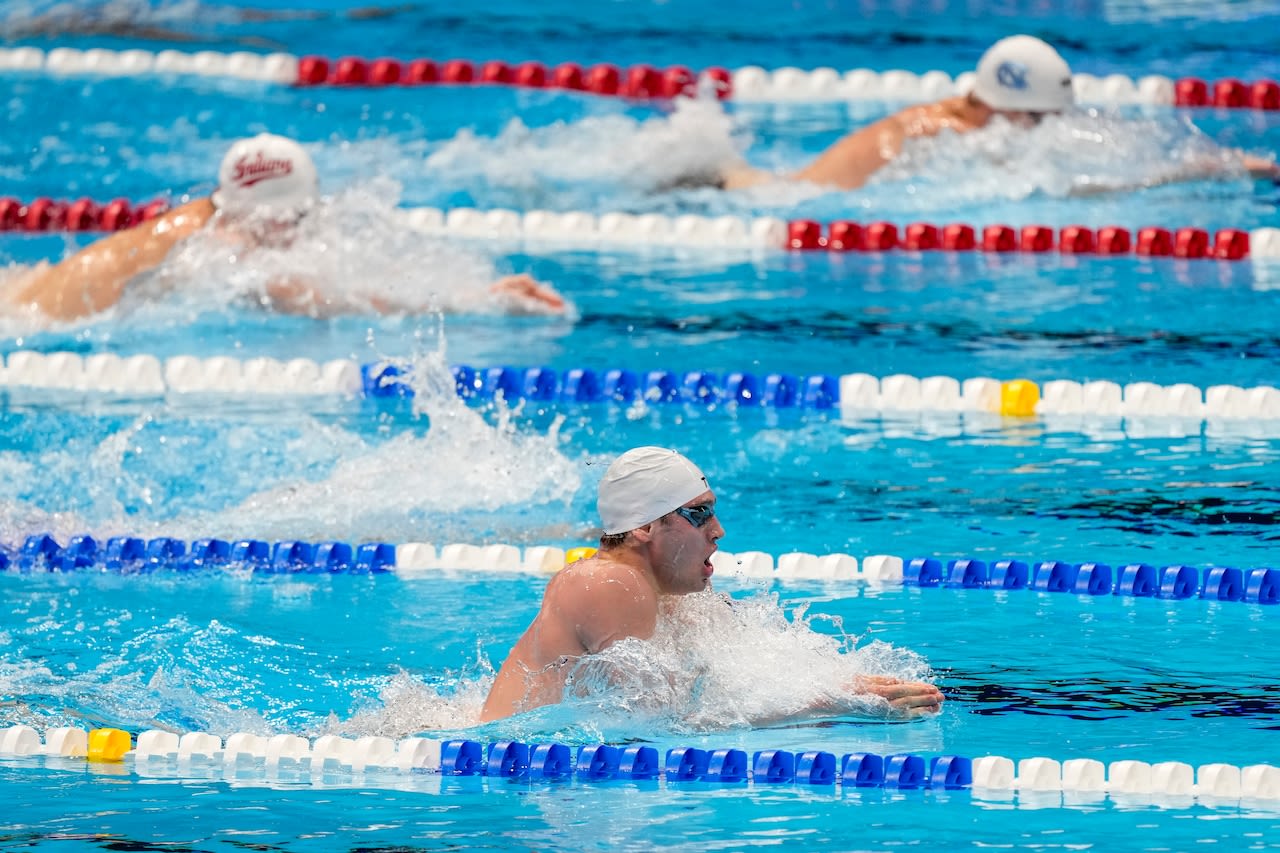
[905,557,943,587]
[991,559,1029,590]
[665,747,709,781]
[618,745,660,780]
[707,748,748,782]
[1114,563,1156,597]
[1245,567,1279,605]
[485,741,529,778]
[796,750,836,785]
[752,749,795,784]
[1074,562,1113,596]
[841,752,885,788]
[944,558,988,588]
[1200,566,1244,602]
[927,755,973,789]
[441,740,483,775]
[576,744,620,781]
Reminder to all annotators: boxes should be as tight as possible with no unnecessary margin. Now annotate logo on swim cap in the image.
[995,61,1030,91]
[229,152,294,189]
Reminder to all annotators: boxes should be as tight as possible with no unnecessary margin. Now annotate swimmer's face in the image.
[996,110,1052,129]
[217,209,306,249]
[650,489,723,595]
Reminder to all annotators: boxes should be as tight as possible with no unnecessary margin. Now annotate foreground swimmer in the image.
[720,34,1278,191]
[480,446,944,723]
[2,133,565,322]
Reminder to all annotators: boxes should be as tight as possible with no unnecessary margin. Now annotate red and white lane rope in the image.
[4,196,1277,261]
[2,46,1278,110]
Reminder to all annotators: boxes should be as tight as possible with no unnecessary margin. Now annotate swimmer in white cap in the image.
[719,34,1277,191]
[480,446,944,722]
[3,133,565,321]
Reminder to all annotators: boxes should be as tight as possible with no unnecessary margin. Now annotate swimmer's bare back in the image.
[4,198,214,321]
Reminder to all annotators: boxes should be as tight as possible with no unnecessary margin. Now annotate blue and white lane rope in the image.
[5,350,1280,424]
[5,533,1278,607]
[1,724,1277,806]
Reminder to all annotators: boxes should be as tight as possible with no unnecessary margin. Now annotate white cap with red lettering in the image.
[597,446,710,534]
[971,35,1074,113]
[211,133,319,217]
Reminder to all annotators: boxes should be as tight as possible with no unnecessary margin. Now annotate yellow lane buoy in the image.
[1000,379,1041,417]
[87,728,132,762]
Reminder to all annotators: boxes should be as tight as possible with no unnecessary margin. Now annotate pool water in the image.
[2,0,1280,849]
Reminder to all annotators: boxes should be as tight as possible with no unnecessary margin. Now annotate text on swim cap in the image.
[995,61,1029,91]
[230,152,293,188]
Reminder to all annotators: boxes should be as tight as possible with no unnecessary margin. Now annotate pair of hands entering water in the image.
[852,675,945,720]
[489,273,566,313]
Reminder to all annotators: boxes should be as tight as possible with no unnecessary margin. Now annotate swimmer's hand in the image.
[851,675,944,720]
[1244,154,1280,180]
[490,273,567,314]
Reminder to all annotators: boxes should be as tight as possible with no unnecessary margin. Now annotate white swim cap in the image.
[597,446,710,535]
[971,35,1074,113]
[211,133,319,217]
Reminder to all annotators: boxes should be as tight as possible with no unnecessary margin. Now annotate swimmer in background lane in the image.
[719,34,1280,192]
[2,133,566,322]
[479,446,944,723]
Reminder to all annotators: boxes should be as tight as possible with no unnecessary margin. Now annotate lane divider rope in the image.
[5,197,1275,263]
[2,46,1277,111]
[0,725,1276,805]
[4,534,1277,606]
[4,351,1280,427]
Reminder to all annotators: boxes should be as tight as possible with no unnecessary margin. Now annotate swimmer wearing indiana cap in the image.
[3,133,564,321]
[480,446,944,722]
[721,34,1277,191]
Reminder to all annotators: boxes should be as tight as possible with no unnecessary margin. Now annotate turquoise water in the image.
[2,0,1280,849]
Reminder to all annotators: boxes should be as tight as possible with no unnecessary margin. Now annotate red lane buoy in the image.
[514,61,548,88]
[441,59,475,84]
[622,64,662,99]
[1173,227,1209,259]
[64,198,100,231]
[369,58,402,86]
[97,198,134,231]
[1250,80,1280,110]
[480,60,512,84]
[23,198,66,231]
[1058,225,1095,254]
[405,59,439,84]
[1212,229,1250,260]
[551,63,586,90]
[864,221,899,251]
[295,56,329,86]
[584,64,621,95]
[903,222,939,251]
[1020,225,1054,253]
[660,66,696,99]
[982,224,1017,252]
[941,223,976,251]
[1174,77,1208,107]
[330,56,369,85]
[826,220,863,251]
[1211,78,1248,108]
[1135,226,1173,256]
[1095,226,1132,255]
[0,197,21,230]
[787,219,823,250]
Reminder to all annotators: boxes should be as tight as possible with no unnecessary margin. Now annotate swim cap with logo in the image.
[971,35,1074,113]
[597,446,710,535]
[211,133,319,218]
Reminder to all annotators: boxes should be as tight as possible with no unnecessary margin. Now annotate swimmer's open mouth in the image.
[703,550,716,578]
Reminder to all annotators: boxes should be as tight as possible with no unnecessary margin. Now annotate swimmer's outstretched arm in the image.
[262,272,568,318]
[5,199,214,321]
